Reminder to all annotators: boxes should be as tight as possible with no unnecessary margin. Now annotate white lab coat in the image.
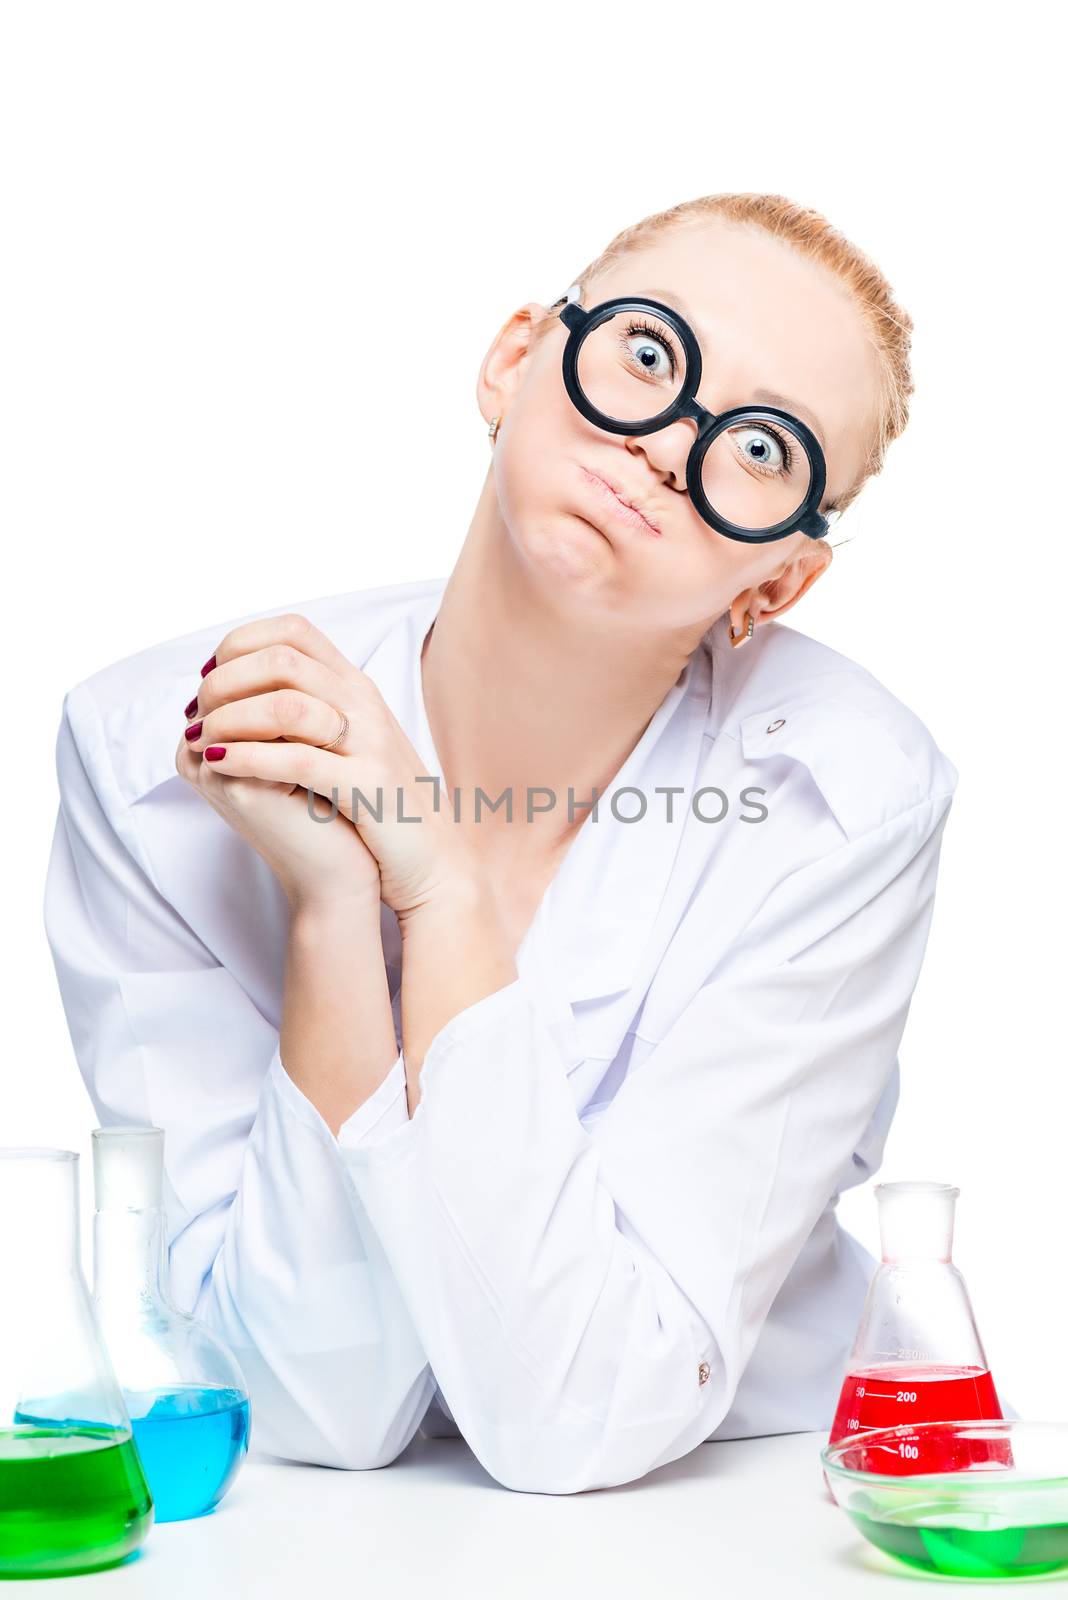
[44,575,958,1494]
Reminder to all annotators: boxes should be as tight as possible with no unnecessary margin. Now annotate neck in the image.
[422,479,709,853]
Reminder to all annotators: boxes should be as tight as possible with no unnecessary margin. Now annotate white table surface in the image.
[12,1430,1065,1596]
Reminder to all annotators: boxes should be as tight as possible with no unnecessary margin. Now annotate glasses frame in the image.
[554,284,838,544]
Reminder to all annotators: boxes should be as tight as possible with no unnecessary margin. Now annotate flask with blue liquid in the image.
[91,1125,251,1521]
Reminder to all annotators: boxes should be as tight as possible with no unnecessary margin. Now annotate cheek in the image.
[494,381,584,523]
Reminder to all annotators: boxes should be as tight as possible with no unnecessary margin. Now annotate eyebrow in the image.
[635,285,829,450]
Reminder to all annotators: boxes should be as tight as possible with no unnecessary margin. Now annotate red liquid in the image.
[828,1364,1011,1475]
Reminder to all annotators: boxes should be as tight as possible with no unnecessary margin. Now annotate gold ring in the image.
[320,709,348,751]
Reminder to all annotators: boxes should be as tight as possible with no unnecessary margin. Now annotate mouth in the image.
[577,464,662,539]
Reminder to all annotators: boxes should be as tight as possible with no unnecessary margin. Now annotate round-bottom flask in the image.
[0,1147,153,1577]
[91,1126,251,1521]
[828,1181,1007,1475]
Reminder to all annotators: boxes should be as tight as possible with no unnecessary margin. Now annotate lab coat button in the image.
[698,1361,711,1386]
[766,718,785,733]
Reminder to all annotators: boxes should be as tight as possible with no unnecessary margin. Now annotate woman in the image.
[44,192,958,1495]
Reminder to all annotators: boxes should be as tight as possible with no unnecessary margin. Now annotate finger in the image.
[191,739,346,799]
[184,689,346,753]
[175,731,240,805]
[175,726,243,789]
[175,731,200,783]
[206,612,364,687]
[197,642,353,720]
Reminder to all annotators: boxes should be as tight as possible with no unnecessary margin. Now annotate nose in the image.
[624,417,697,494]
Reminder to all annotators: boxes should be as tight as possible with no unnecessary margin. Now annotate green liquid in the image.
[0,1426,153,1578]
[850,1507,1068,1578]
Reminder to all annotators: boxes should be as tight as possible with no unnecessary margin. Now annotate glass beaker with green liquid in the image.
[0,1146,153,1577]
[91,1125,251,1522]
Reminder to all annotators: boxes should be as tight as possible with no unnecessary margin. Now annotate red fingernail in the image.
[200,655,216,677]
[184,721,203,741]
[184,696,199,718]
[204,745,226,761]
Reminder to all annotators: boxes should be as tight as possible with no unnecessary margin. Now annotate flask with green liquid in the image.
[0,1146,153,1577]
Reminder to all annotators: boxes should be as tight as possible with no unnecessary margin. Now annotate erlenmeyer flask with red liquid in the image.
[828,1181,1011,1475]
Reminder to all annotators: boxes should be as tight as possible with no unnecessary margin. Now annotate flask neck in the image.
[93,1207,171,1309]
[876,1181,960,1263]
[0,1150,80,1275]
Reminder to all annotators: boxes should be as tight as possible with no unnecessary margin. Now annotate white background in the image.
[2,3,1064,1421]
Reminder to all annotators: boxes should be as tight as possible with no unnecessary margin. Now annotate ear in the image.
[475,301,555,427]
[754,539,832,623]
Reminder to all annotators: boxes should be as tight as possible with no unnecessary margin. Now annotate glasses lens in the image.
[700,417,812,532]
[575,308,688,425]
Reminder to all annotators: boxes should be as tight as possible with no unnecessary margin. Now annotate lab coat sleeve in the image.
[43,685,435,1469]
[339,787,956,1494]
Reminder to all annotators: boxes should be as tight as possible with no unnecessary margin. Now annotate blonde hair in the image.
[534,192,914,516]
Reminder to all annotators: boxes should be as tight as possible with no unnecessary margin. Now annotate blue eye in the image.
[621,319,679,380]
[731,424,793,475]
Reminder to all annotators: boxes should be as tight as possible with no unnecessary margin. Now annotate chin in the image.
[519,512,617,589]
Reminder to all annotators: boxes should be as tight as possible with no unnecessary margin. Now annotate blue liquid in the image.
[127,1386,250,1522]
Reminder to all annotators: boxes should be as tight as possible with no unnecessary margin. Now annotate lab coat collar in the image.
[364,583,721,1010]
[533,643,716,1006]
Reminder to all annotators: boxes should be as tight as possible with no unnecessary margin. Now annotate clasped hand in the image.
[174,611,470,921]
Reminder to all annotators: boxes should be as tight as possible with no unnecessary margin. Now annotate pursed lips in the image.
[578,465,662,538]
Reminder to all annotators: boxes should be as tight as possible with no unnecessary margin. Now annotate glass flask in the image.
[91,1125,251,1521]
[828,1181,1009,1474]
[0,1146,153,1577]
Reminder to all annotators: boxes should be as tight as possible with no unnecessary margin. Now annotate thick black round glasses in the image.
[553,284,840,544]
